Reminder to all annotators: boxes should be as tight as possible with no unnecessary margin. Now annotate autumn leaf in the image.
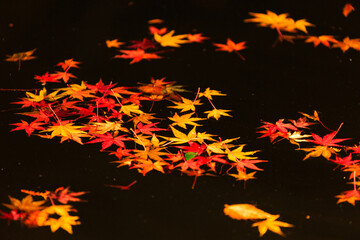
[57,81,94,100]
[224,204,274,220]
[204,108,232,120]
[199,88,226,100]
[105,180,137,190]
[333,37,360,52]
[187,33,209,43]
[87,133,129,150]
[10,120,45,136]
[154,30,189,47]
[245,10,313,35]
[3,195,45,212]
[56,59,81,70]
[228,170,256,181]
[252,215,293,237]
[42,205,80,234]
[5,48,36,70]
[213,38,247,52]
[343,3,355,17]
[305,35,339,47]
[106,39,124,48]
[149,26,167,35]
[43,121,87,139]
[168,112,205,129]
[49,187,87,204]
[114,49,162,64]
[168,97,202,112]
[336,189,360,205]
[34,72,61,85]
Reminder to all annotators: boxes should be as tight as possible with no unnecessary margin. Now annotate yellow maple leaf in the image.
[5,48,36,70]
[252,215,293,237]
[44,121,87,139]
[3,195,45,212]
[245,10,313,34]
[228,170,256,181]
[57,81,94,101]
[154,30,189,47]
[199,88,226,100]
[42,205,80,234]
[226,144,259,161]
[120,104,144,116]
[168,112,205,129]
[204,109,232,120]
[168,97,202,112]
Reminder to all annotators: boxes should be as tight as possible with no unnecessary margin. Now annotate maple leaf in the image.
[228,170,256,182]
[57,81,94,101]
[245,10,313,34]
[87,133,129,150]
[128,38,156,49]
[42,205,80,234]
[34,72,61,85]
[167,126,198,144]
[226,144,259,161]
[56,59,81,70]
[43,120,87,139]
[333,37,360,52]
[49,187,87,204]
[204,108,232,120]
[288,131,312,147]
[154,30,189,47]
[187,33,209,43]
[3,195,45,212]
[106,39,124,48]
[89,121,129,134]
[5,48,36,70]
[114,49,162,64]
[301,145,339,160]
[135,122,167,135]
[290,116,315,128]
[168,112,205,129]
[224,204,275,220]
[52,71,77,83]
[168,97,202,112]
[0,209,24,221]
[330,154,360,168]
[335,189,360,205]
[10,120,45,136]
[25,88,60,102]
[213,38,247,52]
[252,215,293,237]
[343,3,355,18]
[232,159,267,172]
[199,88,226,100]
[86,79,117,94]
[305,35,339,48]
[308,131,349,147]
[120,104,144,116]
[149,26,167,35]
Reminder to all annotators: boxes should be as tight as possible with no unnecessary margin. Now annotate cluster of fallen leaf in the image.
[4,7,358,236]
[259,111,360,206]
[245,9,360,52]
[2,58,269,233]
[0,187,86,234]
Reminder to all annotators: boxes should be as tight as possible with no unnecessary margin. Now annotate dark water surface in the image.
[1,1,360,239]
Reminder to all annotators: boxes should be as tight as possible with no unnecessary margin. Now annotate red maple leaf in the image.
[87,133,129,150]
[187,33,209,43]
[34,72,61,85]
[308,131,349,147]
[128,38,156,49]
[86,79,117,94]
[213,38,247,60]
[233,159,268,172]
[330,154,360,168]
[114,49,162,64]
[49,187,87,204]
[134,122,167,135]
[10,120,45,136]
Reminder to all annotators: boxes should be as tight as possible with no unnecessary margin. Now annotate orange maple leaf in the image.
[106,39,124,48]
[213,38,247,60]
[305,35,339,47]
